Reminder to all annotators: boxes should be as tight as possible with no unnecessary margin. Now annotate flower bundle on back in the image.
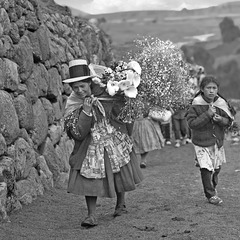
[132,36,192,112]
[90,37,193,122]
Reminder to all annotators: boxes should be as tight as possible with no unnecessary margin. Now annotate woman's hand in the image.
[83,96,95,115]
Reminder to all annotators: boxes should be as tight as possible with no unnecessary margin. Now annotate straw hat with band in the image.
[63,59,96,83]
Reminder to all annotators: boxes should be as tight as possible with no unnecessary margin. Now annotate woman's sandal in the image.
[140,163,146,168]
[113,205,128,217]
[81,215,98,227]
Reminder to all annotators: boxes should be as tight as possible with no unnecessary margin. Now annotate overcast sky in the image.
[55,0,239,14]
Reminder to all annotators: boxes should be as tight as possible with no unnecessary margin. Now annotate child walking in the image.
[186,75,234,205]
[172,109,191,147]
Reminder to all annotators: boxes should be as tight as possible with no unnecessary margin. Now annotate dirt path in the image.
[1,141,240,240]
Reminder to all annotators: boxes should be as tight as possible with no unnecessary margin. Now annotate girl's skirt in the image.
[194,144,226,171]
[131,117,165,154]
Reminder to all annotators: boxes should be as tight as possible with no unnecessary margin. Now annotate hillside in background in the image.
[88,2,240,99]
[89,2,240,52]
[51,0,240,98]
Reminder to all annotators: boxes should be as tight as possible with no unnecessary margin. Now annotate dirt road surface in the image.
[1,141,240,240]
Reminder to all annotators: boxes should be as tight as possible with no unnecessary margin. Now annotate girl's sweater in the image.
[186,95,232,148]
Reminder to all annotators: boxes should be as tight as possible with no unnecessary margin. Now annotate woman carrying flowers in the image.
[63,59,143,228]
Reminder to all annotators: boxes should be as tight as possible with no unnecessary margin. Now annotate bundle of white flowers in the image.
[89,60,142,123]
[102,60,141,99]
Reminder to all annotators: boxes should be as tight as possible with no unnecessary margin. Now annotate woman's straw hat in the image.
[63,59,96,83]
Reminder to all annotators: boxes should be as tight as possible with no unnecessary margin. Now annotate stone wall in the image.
[0,0,113,219]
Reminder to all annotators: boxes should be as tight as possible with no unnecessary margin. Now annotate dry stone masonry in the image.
[0,0,113,221]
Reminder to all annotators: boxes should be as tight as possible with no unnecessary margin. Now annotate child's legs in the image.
[180,118,189,138]
[212,167,221,188]
[188,127,192,139]
[85,196,97,216]
[161,123,171,141]
[200,168,216,199]
[160,123,165,138]
[172,118,181,140]
[165,123,171,141]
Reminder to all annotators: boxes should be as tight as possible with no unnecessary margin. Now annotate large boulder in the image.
[9,22,20,44]
[0,90,20,144]
[55,133,73,173]
[48,123,62,145]
[47,67,62,100]
[25,11,40,31]
[0,8,11,35]
[0,134,7,156]
[31,99,48,147]
[39,137,61,182]
[0,156,14,172]
[0,35,14,58]
[13,94,34,131]
[0,58,19,91]
[25,63,49,103]
[47,33,67,67]
[0,181,8,221]
[41,98,54,124]
[36,155,53,190]
[13,35,34,82]
[14,138,37,180]
[16,167,44,205]
[27,24,51,62]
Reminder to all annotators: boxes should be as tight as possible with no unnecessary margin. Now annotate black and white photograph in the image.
[0,0,240,239]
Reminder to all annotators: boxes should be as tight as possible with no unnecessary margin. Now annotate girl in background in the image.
[172,108,191,147]
[186,75,234,205]
[132,104,165,168]
[159,108,174,145]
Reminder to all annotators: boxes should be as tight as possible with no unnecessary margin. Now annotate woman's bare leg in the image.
[81,196,98,227]
[140,152,148,168]
[85,196,97,216]
[114,192,127,217]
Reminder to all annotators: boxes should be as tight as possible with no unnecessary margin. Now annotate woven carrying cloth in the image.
[80,119,133,179]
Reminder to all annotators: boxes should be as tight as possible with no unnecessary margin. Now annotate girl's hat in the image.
[63,59,96,83]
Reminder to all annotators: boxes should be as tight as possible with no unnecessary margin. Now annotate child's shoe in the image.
[175,140,180,148]
[182,137,191,145]
[182,138,187,145]
[185,138,192,144]
[166,140,171,145]
[208,195,223,205]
